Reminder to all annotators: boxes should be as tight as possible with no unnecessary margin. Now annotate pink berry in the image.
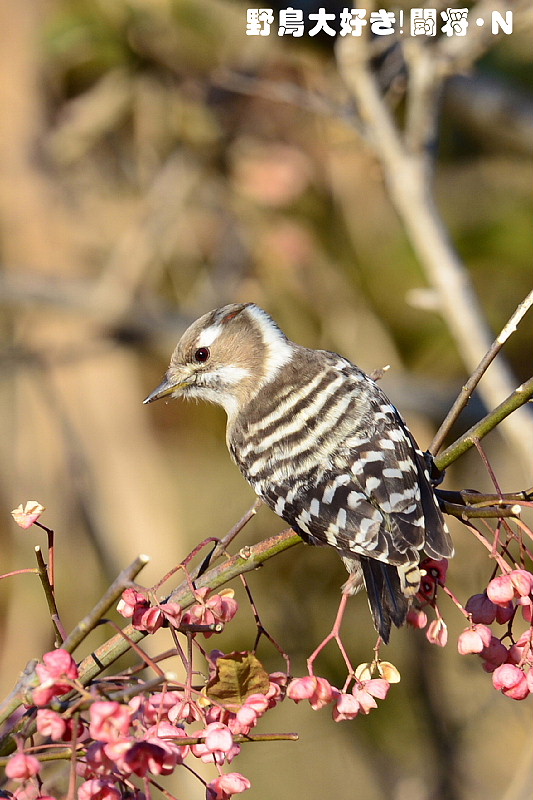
[487,575,515,605]
[492,664,530,700]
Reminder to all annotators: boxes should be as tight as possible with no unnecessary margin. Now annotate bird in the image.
[144,303,453,643]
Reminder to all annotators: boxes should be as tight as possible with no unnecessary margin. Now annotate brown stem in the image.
[61,554,150,654]
[430,289,533,454]
[34,546,66,645]
[435,376,533,470]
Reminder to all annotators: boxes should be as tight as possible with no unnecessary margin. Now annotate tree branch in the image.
[435,376,533,470]
[0,529,301,742]
[431,289,533,454]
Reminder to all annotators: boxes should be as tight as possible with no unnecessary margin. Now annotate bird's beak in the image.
[143,371,193,404]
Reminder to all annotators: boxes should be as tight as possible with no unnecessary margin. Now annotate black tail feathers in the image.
[361,558,409,644]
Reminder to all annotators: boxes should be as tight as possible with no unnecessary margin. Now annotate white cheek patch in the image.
[216,365,251,384]
[197,323,224,348]
[186,385,240,417]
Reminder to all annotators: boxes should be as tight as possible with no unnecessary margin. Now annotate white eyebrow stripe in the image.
[197,324,223,348]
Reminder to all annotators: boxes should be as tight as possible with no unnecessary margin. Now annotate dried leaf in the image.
[206,651,270,708]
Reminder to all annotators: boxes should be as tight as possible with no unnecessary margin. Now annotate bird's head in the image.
[143,303,295,417]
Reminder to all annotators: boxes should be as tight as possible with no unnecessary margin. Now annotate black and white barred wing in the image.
[402,427,453,560]
[261,385,452,572]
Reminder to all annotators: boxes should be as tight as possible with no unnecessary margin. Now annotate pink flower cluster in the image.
[286,674,391,721]
[181,588,239,638]
[31,649,79,706]
[207,773,252,800]
[6,753,42,782]
[6,651,82,799]
[459,569,533,700]
[79,700,190,791]
[117,587,238,636]
[7,650,289,799]
[76,685,272,798]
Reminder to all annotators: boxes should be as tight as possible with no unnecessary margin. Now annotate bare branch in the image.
[435,376,533,470]
[75,530,302,690]
[61,554,151,654]
[431,289,533,454]
[34,546,66,646]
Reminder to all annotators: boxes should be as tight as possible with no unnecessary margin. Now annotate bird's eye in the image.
[194,347,210,363]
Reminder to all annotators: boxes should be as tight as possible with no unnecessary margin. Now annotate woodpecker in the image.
[144,303,453,642]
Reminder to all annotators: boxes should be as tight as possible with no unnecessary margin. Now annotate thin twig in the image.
[513,518,533,548]
[472,438,504,496]
[240,574,291,674]
[211,67,355,125]
[461,522,510,573]
[100,619,167,678]
[431,289,533,454]
[438,501,520,520]
[215,498,263,553]
[34,546,66,645]
[61,554,150,654]
[155,500,264,591]
[0,568,39,580]
[436,488,533,506]
[153,537,219,591]
[435,376,533,470]
[34,521,55,595]
[70,529,301,694]
[107,674,172,703]
[66,711,79,800]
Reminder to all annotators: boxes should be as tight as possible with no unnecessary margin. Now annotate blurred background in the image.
[0,1,532,798]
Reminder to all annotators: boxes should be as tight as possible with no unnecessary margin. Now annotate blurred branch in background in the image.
[336,0,533,475]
